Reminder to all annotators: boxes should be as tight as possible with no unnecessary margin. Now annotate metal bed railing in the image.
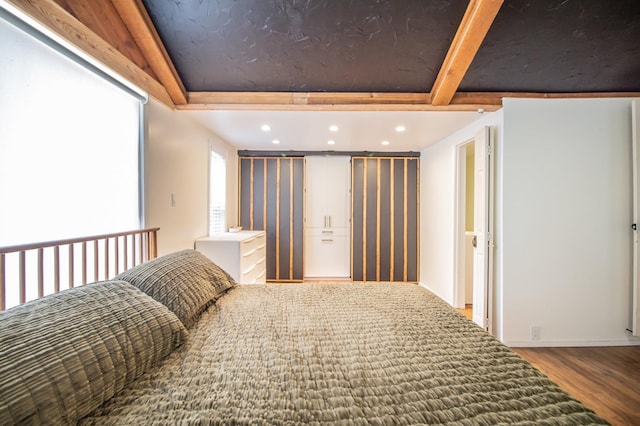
[0,228,159,311]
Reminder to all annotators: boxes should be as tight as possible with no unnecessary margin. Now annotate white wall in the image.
[422,97,640,347]
[502,98,638,346]
[145,99,238,255]
[420,110,504,326]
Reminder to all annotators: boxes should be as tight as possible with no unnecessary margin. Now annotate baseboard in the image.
[506,338,640,348]
[418,282,434,292]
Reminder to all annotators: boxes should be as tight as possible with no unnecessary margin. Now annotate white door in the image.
[305,156,351,228]
[472,127,494,331]
[632,100,640,336]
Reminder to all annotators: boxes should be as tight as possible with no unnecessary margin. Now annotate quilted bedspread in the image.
[81,284,607,425]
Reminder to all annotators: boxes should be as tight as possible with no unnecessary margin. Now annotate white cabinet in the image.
[195,231,266,284]
[305,156,351,229]
[304,156,351,279]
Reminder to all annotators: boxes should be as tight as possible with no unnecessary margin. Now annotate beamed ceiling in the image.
[6,0,639,113]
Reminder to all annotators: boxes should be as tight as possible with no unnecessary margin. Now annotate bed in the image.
[0,250,608,425]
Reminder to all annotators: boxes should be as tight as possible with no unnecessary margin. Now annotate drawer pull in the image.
[321,230,334,234]
[321,239,333,243]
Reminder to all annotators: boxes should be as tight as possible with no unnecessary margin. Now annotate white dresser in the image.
[195,231,266,284]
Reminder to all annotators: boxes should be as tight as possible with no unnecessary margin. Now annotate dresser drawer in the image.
[195,231,266,284]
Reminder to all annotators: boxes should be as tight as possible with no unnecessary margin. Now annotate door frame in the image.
[454,127,495,333]
[632,100,640,336]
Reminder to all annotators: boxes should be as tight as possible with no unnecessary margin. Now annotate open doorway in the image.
[454,141,475,318]
[454,127,494,332]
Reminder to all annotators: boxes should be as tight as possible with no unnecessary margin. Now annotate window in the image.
[0,7,143,247]
[0,6,144,308]
[209,150,226,235]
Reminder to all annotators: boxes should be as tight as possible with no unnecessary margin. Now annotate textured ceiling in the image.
[142,0,468,92]
[142,0,640,94]
[460,0,640,92]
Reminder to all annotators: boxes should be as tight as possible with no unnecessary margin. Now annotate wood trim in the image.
[350,159,354,280]
[250,158,254,230]
[53,245,60,293]
[123,235,128,271]
[276,158,281,280]
[37,248,44,298]
[0,227,160,254]
[376,158,381,281]
[497,91,640,100]
[403,158,408,282]
[263,158,267,232]
[239,150,420,158]
[182,91,502,111]
[430,0,504,106]
[390,160,395,281]
[68,243,74,288]
[104,238,109,278]
[362,159,367,282]
[110,0,187,105]
[4,0,174,107]
[184,90,640,112]
[82,241,87,285]
[114,236,120,275]
[19,251,25,304]
[94,240,99,282]
[289,159,294,280]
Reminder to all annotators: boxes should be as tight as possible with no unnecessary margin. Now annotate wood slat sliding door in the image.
[239,157,304,281]
[352,157,419,282]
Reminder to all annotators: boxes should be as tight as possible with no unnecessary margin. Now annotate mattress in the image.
[81,284,607,424]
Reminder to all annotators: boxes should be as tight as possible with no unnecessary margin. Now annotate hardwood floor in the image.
[458,304,472,319]
[513,346,640,426]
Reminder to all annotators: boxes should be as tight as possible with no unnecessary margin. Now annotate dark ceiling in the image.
[142,0,639,94]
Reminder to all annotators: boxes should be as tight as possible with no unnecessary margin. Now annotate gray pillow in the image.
[115,249,236,328]
[0,280,186,425]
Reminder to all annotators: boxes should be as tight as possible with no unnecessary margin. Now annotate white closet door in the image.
[305,156,351,278]
[305,156,351,229]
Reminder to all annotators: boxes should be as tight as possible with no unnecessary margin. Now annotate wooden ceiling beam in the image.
[180,91,640,111]
[110,0,187,105]
[180,91,503,112]
[4,0,174,107]
[430,0,503,106]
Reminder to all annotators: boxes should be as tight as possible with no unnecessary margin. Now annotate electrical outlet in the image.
[530,326,541,341]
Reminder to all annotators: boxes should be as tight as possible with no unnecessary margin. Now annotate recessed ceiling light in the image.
[381,140,390,146]
[395,125,406,132]
[272,139,280,144]
[329,125,339,132]
[327,140,335,145]
[261,124,271,132]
